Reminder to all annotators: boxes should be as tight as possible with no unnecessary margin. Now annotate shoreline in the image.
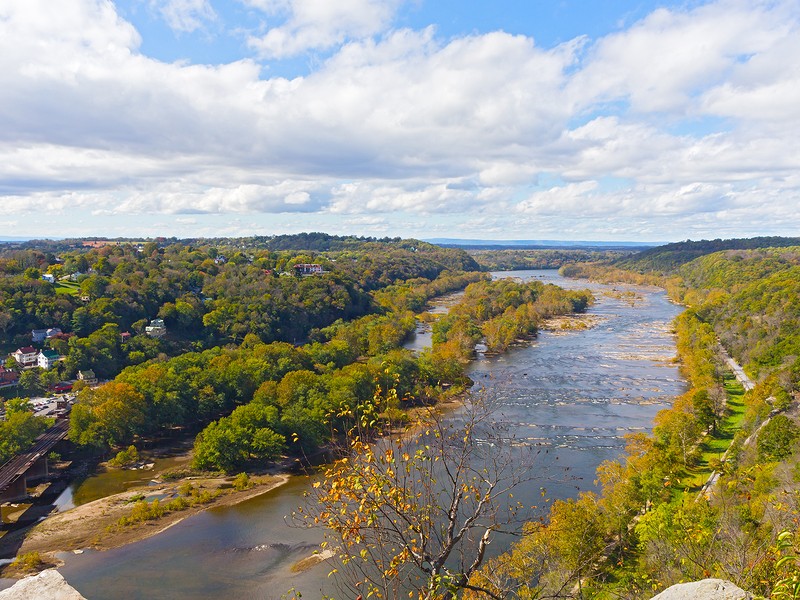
[1,285,602,581]
[0,471,290,580]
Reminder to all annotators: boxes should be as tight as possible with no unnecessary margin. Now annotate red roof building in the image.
[0,366,19,386]
[12,346,38,367]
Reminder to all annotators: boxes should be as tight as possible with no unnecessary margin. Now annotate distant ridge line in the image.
[424,238,661,250]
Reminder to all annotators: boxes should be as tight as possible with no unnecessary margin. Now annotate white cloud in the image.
[1,0,800,240]
[329,181,478,214]
[246,0,403,58]
[151,0,216,34]
[699,32,800,128]
[568,0,794,114]
[517,181,601,216]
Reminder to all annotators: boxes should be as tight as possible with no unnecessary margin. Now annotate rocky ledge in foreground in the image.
[0,569,86,600]
[651,579,752,600]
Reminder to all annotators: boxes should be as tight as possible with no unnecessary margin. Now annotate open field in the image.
[53,281,79,296]
[684,373,747,490]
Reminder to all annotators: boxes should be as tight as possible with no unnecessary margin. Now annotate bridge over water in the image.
[0,420,69,503]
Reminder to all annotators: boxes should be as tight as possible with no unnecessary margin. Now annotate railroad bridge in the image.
[0,419,69,503]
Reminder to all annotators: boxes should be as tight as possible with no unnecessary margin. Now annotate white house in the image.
[293,263,324,275]
[12,346,39,367]
[38,350,60,370]
[145,319,167,338]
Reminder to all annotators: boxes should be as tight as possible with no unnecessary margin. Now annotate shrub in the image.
[233,472,252,491]
[11,551,43,572]
[108,445,140,467]
[165,496,190,511]
[758,415,800,461]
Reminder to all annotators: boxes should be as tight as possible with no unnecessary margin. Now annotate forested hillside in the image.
[613,236,800,274]
[0,236,477,385]
[469,248,629,271]
[1,235,591,480]
[678,247,800,377]
[474,240,800,597]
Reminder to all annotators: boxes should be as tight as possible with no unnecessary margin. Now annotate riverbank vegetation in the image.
[0,399,52,464]
[11,234,800,597]
[468,248,632,271]
[467,240,800,597]
[1,236,596,580]
[19,238,587,477]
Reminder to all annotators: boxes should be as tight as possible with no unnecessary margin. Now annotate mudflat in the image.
[1,473,289,578]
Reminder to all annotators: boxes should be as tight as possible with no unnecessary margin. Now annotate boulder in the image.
[0,570,86,600]
[651,579,752,600]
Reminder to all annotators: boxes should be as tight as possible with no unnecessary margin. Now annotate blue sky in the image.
[1,0,799,241]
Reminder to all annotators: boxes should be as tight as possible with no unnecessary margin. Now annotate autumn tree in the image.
[470,493,605,599]
[68,382,147,448]
[297,393,538,600]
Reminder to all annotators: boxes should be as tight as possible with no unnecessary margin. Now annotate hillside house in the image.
[50,381,73,393]
[145,319,167,338]
[293,263,324,275]
[32,328,63,343]
[77,370,97,385]
[38,350,60,370]
[0,366,19,387]
[12,346,38,367]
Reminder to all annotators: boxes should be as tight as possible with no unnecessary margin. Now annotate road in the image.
[723,354,755,391]
[0,420,69,495]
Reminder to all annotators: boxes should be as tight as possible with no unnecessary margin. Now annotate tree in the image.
[654,401,701,468]
[757,415,799,461]
[471,493,605,599]
[68,382,147,448]
[18,369,47,397]
[297,393,537,600]
[0,401,50,464]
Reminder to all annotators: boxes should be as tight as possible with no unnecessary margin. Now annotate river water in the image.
[3,270,685,598]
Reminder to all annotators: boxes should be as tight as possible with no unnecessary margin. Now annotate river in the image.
[3,270,685,598]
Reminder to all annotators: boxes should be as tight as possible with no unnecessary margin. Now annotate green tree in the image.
[0,404,50,463]
[692,389,717,433]
[18,369,47,396]
[757,415,799,461]
[68,382,147,448]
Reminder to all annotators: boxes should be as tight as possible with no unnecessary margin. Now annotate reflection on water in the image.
[54,455,192,511]
[44,270,684,600]
[402,290,464,353]
[56,476,330,599]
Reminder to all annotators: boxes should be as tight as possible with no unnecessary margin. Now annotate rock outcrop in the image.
[0,570,86,600]
[651,579,752,600]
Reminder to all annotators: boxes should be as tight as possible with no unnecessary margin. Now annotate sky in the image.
[1,0,799,242]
